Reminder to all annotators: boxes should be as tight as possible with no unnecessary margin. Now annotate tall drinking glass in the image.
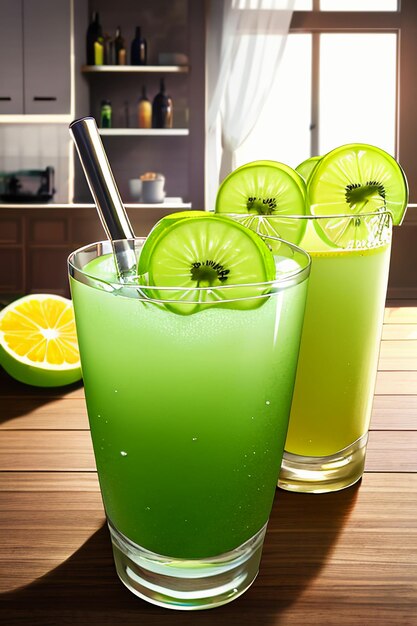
[68,236,310,610]
[240,212,392,493]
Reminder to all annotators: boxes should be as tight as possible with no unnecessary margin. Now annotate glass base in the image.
[278,432,368,494]
[108,520,267,610]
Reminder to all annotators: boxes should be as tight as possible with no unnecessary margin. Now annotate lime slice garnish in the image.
[138,210,208,275]
[307,143,408,247]
[308,143,408,222]
[295,156,321,183]
[144,215,276,315]
[215,160,307,246]
[215,160,306,217]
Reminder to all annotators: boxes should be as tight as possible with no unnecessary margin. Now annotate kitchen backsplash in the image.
[0,124,70,203]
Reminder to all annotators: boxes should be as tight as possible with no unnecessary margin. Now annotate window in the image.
[237,3,402,176]
[319,33,397,156]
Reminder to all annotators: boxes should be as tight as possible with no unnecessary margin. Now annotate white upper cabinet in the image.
[0,0,71,115]
[0,0,24,114]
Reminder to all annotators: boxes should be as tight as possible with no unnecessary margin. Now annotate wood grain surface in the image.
[0,304,416,625]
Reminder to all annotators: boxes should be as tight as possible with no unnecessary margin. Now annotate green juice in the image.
[70,250,307,559]
[285,242,391,457]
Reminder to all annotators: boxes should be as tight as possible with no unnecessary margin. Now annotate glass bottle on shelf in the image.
[100,100,112,128]
[104,33,115,65]
[115,27,126,65]
[131,27,147,65]
[152,78,173,129]
[86,11,102,65]
[137,86,152,128]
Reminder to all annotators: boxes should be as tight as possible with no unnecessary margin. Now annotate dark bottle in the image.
[115,27,126,65]
[100,100,112,128]
[86,11,102,65]
[103,33,114,65]
[152,78,173,129]
[131,27,147,65]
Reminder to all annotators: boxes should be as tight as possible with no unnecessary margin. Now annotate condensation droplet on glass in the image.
[120,451,128,457]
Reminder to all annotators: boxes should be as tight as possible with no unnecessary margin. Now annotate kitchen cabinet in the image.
[0,205,188,297]
[0,0,71,115]
[0,1,24,114]
[23,0,71,115]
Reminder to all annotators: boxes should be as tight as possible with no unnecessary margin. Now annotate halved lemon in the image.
[0,294,82,387]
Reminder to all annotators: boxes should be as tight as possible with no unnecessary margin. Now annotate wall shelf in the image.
[98,128,189,136]
[81,65,189,74]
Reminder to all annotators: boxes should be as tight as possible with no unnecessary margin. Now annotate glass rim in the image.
[219,210,394,221]
[68,237,311,300]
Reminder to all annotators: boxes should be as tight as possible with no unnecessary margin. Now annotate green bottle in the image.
[100,100,112,128]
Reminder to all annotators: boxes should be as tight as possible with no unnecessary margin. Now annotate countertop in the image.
[0,200,192,210]
[0,302,416,625]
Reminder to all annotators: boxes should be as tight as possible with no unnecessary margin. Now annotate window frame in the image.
[290,1,417,207]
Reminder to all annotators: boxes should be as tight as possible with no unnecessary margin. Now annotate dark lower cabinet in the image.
[0,248,24,294]
[0,209,102,298]
[0,206,175,298]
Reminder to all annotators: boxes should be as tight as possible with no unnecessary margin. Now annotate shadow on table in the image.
[0,483,359,626]
[0,368,83,426]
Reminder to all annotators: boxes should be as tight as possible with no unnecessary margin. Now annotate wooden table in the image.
[1,303,417,625]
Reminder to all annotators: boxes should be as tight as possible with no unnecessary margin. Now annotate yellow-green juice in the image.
[284,224,391,458]
[280,213,391,466]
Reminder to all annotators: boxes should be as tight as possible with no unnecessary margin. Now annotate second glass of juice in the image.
[273,211,392,493]
[68,236,310,610]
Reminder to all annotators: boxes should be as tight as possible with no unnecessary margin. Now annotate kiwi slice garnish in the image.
[138,210,208,275]
[215,160,307,247]
[307,143,408,246]
[142,214,276,315]
[296,155,321,183]
[215,160,306,216]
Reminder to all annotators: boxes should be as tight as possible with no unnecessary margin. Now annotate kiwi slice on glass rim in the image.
[138,210,208,274]
[215,160,307,247]
[296,155,321,183]
[141,214,276,315]
[307,143,408,247]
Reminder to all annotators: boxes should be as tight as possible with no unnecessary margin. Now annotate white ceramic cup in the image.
[128,179,142,200]
[141,176,165,204]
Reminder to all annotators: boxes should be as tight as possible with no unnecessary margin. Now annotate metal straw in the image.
[69,116,137,280]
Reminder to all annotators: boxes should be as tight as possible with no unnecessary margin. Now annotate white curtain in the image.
[206,0,295,210]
